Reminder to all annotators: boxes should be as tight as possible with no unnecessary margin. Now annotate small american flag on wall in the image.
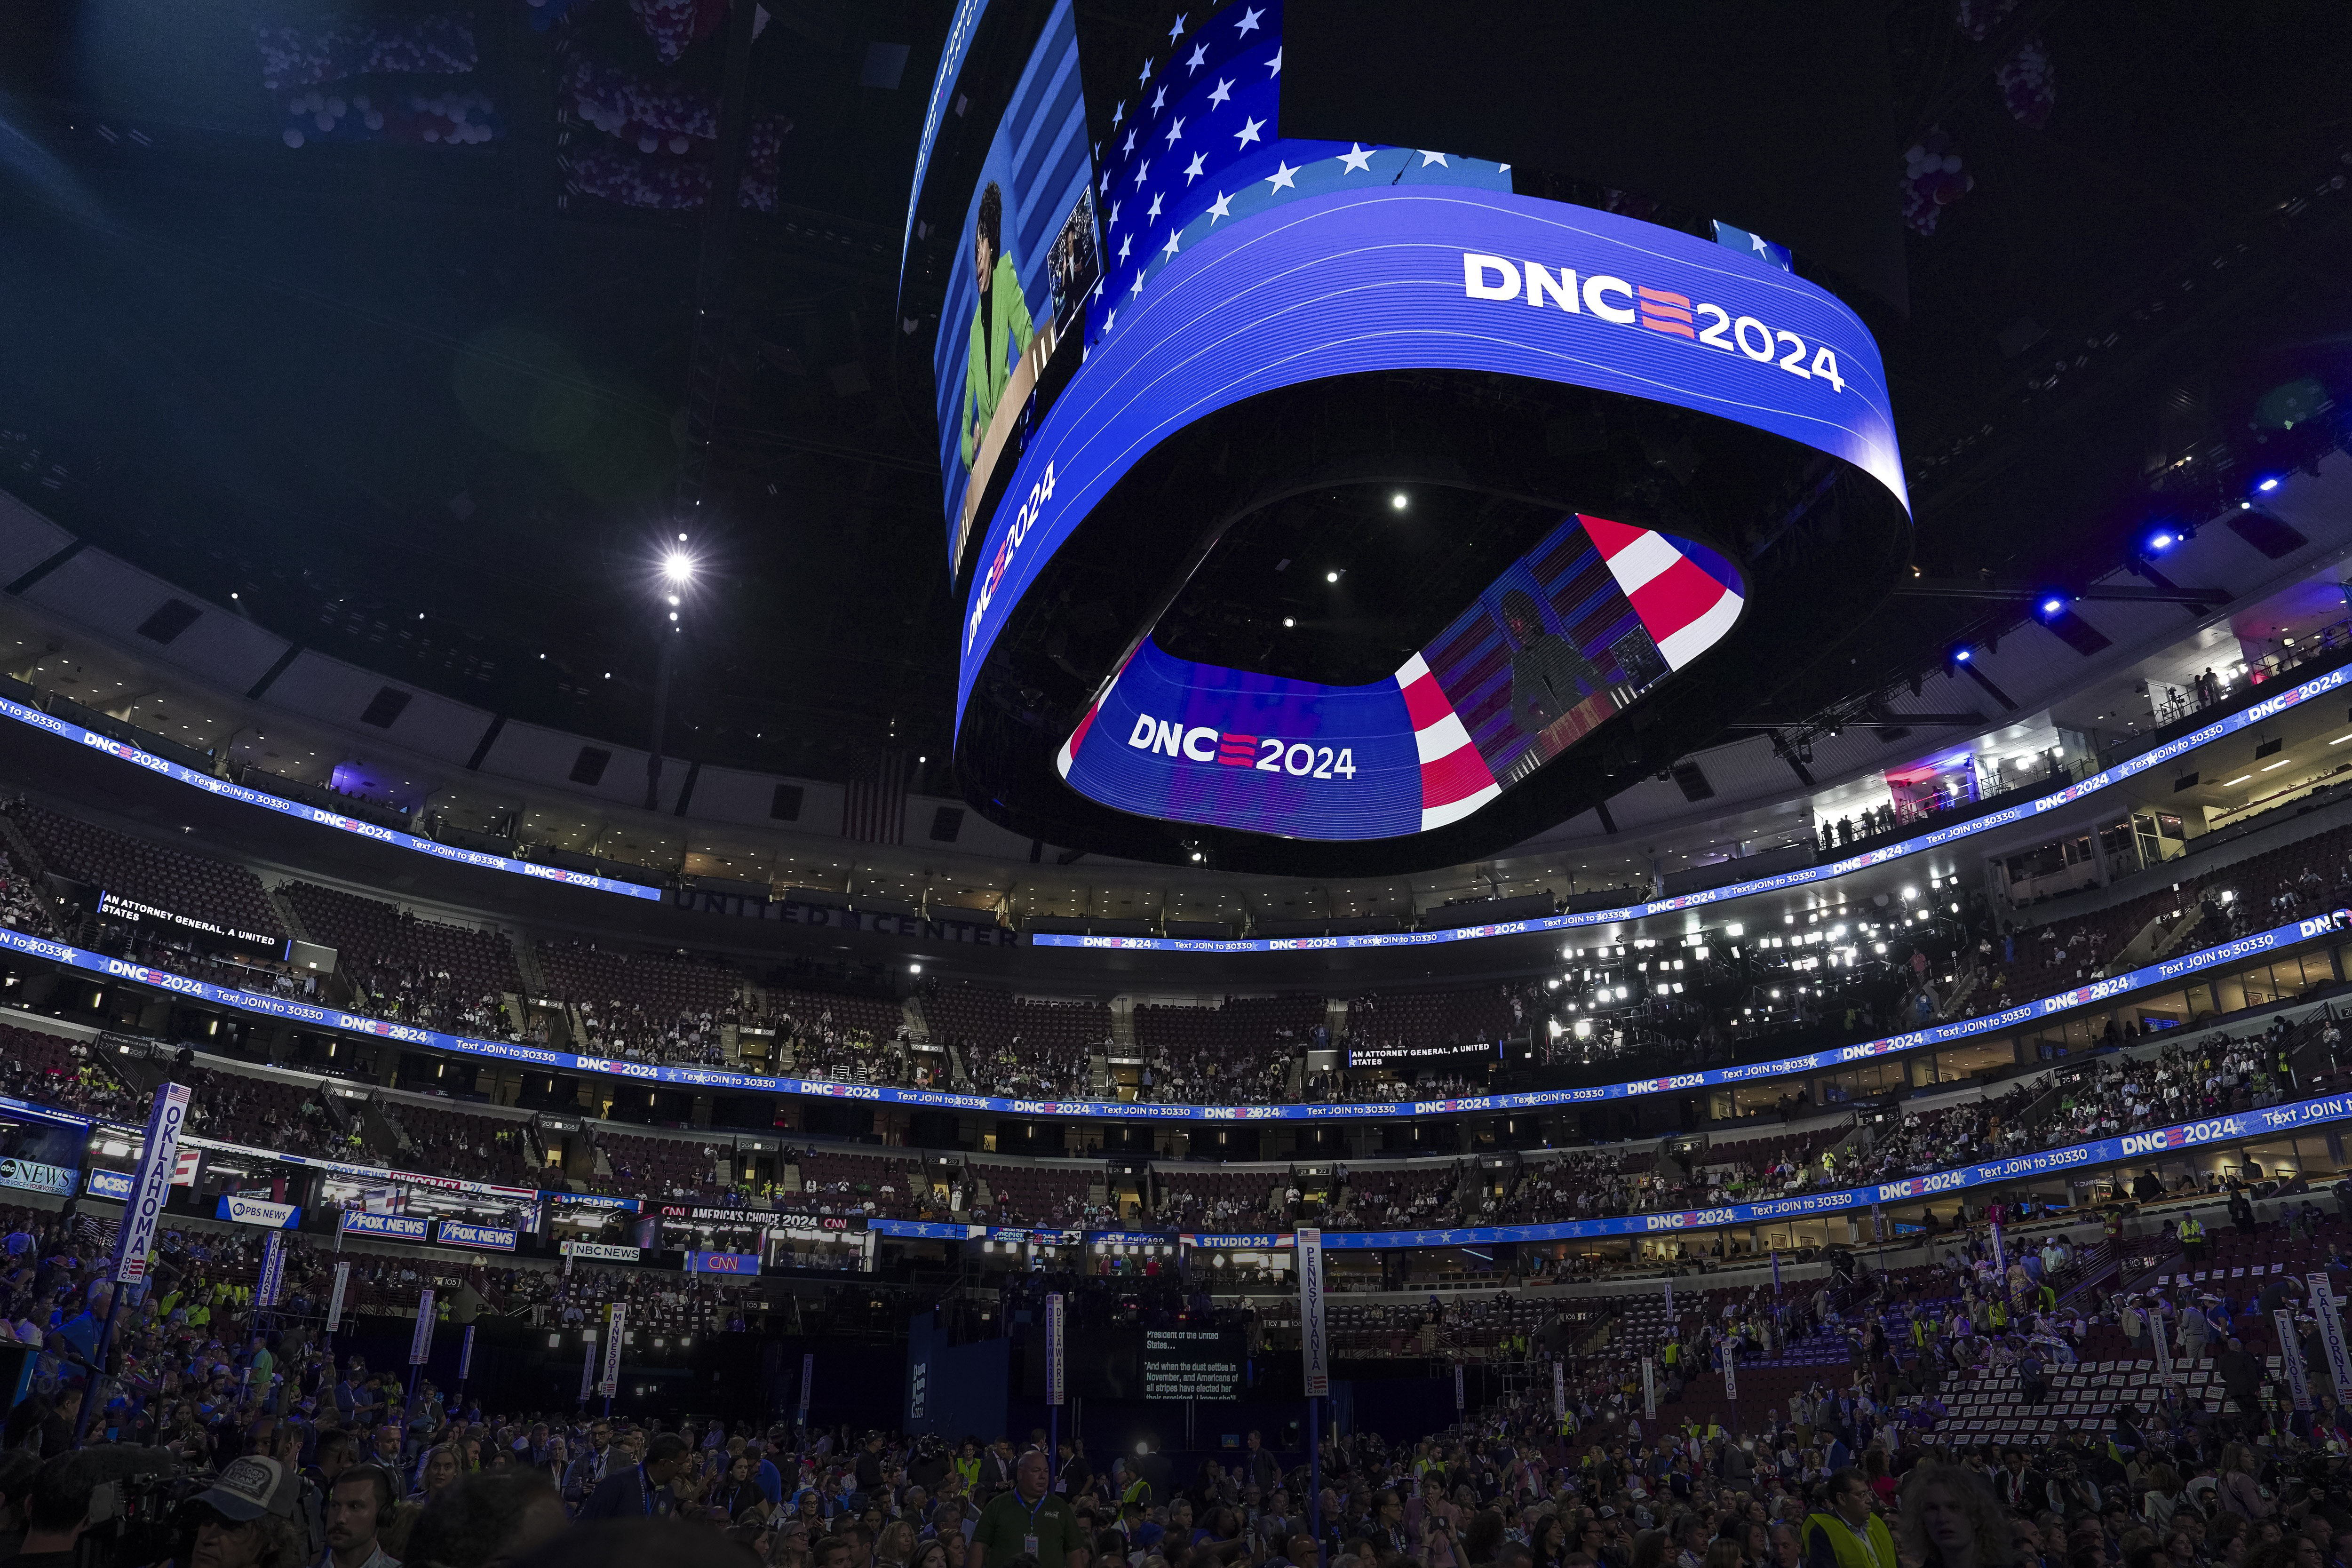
[843,750,912,844]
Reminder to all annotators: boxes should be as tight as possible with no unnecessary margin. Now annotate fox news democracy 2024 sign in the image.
[5,899,2347,1127]
[954,183,1908,730]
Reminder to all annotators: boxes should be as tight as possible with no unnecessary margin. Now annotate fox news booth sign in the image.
[342,1210,430,1241]
[434,1219,519,1252]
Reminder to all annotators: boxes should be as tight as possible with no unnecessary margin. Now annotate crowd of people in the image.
[572,996,731,1068]
[5,1147,2352,1568]
[963,1037,1097,1102]
[0,834,53,938]
[352,963,517,1042]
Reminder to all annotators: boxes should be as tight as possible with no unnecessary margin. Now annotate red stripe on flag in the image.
[1578,514,1648,560]
[1628,555,1727,637]
[1067,702,1101,758]
[1399,671,1454,731]
[1420,740,1497,808]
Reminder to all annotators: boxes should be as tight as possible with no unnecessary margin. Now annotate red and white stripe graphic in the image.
[1580,516,1744,670]
[1394,653,1500,830]
[1056,694,1104,779]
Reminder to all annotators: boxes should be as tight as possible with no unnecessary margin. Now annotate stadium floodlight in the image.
[2146,529,2177,553]
[2257,476,2280,492]
[2040,596,2064,616]
[663,550,696,584]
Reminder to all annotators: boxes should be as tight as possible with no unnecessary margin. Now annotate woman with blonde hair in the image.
[413,1444,463,1502]
[1896,1462,2012,1568]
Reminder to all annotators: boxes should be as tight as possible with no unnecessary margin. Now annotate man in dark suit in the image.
[977,1438,1018,1498]
[582,1433,691,1520]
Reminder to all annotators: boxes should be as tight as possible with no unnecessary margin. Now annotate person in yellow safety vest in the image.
[1988,1299,2008,1331]
[2180,1215,2207,1268]
[1804,1469,1896,1568]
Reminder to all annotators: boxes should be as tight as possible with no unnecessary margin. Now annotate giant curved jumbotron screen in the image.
[1056,516,1744,840]
[903,0,1910,870]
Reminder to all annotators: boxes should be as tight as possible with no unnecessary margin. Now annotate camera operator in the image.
[0,1451,41,1560]
[2,1448,180,1568]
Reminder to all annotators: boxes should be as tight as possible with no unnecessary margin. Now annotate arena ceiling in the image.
[1,0,2350,820]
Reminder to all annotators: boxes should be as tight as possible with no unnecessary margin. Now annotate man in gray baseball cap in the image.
[188,1455,302,1568]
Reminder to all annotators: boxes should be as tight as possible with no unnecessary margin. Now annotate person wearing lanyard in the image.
[582,1433,691,1520]
[1802,1469,1896,1568]
[971,1452,1080,1568]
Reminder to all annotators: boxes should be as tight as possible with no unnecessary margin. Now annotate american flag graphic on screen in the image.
[1085,0,1510,349]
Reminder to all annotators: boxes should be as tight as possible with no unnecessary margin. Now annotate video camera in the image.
[80,1465,211,1568]
[78,1460,323,1568]
[2283,1448,2350,1510]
